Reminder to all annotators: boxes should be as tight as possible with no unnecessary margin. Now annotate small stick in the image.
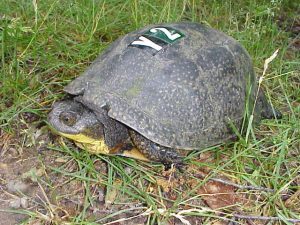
[209,177,275,192]
[232,213,300,223]
[177,208,300,224]
[194,173,275,192]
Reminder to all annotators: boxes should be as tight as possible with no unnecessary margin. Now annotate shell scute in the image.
[65,22,256,149]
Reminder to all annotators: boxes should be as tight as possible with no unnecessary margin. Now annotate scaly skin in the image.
[129,130,184,165]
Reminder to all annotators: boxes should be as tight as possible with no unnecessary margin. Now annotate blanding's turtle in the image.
[48,22,281,165]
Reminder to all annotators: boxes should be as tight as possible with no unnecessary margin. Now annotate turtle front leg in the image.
[129,130,183,166]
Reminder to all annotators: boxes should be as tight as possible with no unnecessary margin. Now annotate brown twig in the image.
[231,213,300,223]
[209,177,275,192]
[176,208,300,224]
[194,173,275,192]
[221,213,300,224]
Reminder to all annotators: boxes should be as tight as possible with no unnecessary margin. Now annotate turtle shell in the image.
[64,22,256,150]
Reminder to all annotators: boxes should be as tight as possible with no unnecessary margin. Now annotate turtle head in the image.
[48,100,109,154]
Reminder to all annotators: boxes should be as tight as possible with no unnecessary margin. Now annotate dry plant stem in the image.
[194,173,275,192]
[230,213,300,223]
[174,208,300,224]
[209,177,275,192]
[99,206,147,225]
[252,49,279,116]
[245,218,256,225]
[145,208,300,224]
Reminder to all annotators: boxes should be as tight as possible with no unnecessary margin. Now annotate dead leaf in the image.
[156,178,172,193]
[105,179,122,208]
[197,180,237,209]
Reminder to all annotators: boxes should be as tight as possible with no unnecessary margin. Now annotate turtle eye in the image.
[59,112,77,126]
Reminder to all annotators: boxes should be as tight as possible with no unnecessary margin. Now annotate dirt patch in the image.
[0,121,244,225]
[0,123,151,224]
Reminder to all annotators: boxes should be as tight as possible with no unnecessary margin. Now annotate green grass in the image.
[0,0,299,224]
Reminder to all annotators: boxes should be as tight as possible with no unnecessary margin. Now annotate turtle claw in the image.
[163,161,186,172]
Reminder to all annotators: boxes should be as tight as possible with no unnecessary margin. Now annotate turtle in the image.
[48,22,282,165]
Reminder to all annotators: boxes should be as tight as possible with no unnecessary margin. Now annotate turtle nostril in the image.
[59,112,77,126]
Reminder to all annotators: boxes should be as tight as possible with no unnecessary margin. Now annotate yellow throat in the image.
[57,131,149,161]
[58,132,110,154]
